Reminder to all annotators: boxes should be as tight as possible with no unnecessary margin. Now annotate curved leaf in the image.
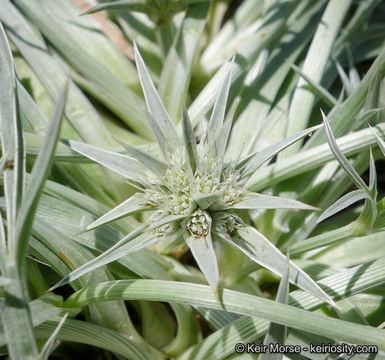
[317,189,368,223]
[63,280,385,350]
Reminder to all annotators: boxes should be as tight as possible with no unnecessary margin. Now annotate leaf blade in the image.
[229,192,318,211]
[14,82,68,268]
[317,190,369,223]
[232,225,336,306]
[134,44,179,149]
[184,231,219,291]
[65,140,147,183]
[63,279,385,350]
[38,313,69,360]
[86,194,152,231]
[182,108,199,175]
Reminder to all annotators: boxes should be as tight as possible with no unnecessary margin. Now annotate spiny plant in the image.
[52,46,334,306]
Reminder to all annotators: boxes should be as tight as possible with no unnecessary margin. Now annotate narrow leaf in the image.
[369,148,377,193]
[50,223,147,291]
[371,126,385,156]
[336,61,353,95]
[35,318,153,360]
[63,279,385,350]
[159,2,210,121]
[239,125,321,178]
[290,63,337,107]
[144,111,173,158]
[115,138,168,176]
[0,213,6,268]
[321,110,370,194]
[0,153,8,173]
[51,214,184,290]
[184,231,219,292]
[317,190,369,223]
[214,98,239,160]
[232,225,336,306]
[229,192,318,211]
[148,214,187,231]
[81,0,149,15]
[134,44,179,149]
[0,23,24,248]
[38,313,68,360]
[65,140,147,183]
[207,62,232,141]
[14,82,68,268]
[182,108,199,174]
[86,194,152,231]
[260,260,290,360]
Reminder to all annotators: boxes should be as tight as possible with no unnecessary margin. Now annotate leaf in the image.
[38,313,68,360]
[282,0,352,158]
[247,122,385,191]
[335,61,354,95]
[0,212,6,269]
[321,110,370,195]
[207,62,233,144]
[178,256,385,360]
[81,0,149,15]
[182,108,199,175]
[229,192,318,211]
[317,190,368,224]
[51,214,184,290]
[290,225,354,256]
[49,223,147,291]
[231,225,336,307]
[290,63,337,107]
[65,139,147,184]
[0,22,24,247]
[371,126,385,156]
[63,279,385,350]
[144,111,173,159]
[313,231,385,267]
[0,153,8,173]
[11,0,150,138]
[0,276,11,286]
[134,44,179,149]
[369,148,377,195]
[159,2,210,121]
[35,318,155,360]
[115,138,168,176]
[214,98,239,161]
[148,214,187,231]
[239,125,322,178]
[260,260,290,360]
[184,231,219,292]
[14,81,68,268]
[86,194,152,231]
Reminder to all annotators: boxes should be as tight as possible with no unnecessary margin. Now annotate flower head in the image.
[61,46,335,306]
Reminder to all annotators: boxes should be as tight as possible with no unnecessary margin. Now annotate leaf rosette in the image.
[53,46,335,307]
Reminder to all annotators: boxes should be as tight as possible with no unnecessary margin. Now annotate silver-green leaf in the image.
[231,225,336,306]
